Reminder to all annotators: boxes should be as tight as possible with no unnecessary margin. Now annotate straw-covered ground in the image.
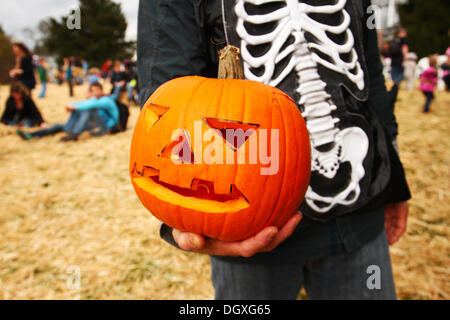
[0,83,448,300]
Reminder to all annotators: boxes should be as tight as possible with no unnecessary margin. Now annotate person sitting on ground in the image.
[17,83,119,142]
[1,82,45,128]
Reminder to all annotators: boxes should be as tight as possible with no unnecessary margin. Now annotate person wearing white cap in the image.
[404,52,418,91]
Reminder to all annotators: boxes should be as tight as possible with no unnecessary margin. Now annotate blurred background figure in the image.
[442,47,450,92]
[82,59,89,80]
[9,42,36,93]
[87,68,101,85]
[420,55,438,113]
[85,67,101,97]
[73,57,84,85]
[110,60,127,96]
[389,29,409,85]
[1,81,45,127]
[37,57,48,98]
[52,67,64,86]
[101,59,112,79]
[380,41,393,82]
[403,52,417,91]
[63,57,74,97]
[124,59,139,105]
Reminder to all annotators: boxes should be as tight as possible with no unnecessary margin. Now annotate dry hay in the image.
[390,87,449,300]
[0,83,448,300]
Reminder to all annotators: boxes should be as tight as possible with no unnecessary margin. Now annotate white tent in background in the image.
[371,0,409,42]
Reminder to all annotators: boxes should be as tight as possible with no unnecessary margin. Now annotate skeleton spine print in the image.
[235,0,370,213]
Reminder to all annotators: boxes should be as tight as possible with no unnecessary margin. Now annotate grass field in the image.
[0,82,448,300]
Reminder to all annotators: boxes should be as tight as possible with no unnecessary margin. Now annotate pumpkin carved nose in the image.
[159,129,196,164]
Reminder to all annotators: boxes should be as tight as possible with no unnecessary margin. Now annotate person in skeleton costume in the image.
[138,0,411,299]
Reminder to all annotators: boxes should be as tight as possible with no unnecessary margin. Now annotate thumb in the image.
[188,233,206,250]
[174,230,206,251]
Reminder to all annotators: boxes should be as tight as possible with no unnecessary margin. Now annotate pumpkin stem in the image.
[218,45,245,80]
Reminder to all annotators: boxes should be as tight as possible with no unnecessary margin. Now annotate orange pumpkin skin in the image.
[130,76,311,241]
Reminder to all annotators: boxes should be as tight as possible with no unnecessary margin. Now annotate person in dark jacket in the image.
[9,42,36,92]
[110,60,129,94]
[388,29,410,85]
[1,82,45,127]
[138,0,411,300]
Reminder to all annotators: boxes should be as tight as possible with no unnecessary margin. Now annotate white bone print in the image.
[235,0,369,213]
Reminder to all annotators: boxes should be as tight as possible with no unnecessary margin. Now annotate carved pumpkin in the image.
[130,76,310,241]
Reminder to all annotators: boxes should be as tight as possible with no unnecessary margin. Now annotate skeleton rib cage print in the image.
[234,0,370,214]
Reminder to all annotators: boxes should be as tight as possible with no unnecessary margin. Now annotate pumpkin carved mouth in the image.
[132,167,250,213]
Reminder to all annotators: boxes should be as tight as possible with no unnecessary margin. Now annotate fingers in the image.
[391,221,407,245]
[385,217,400,245]
[384,202,409,246]
[265,213,303,252]
[389,230,402,245]
[171,212,303,257]
[173,227,279,257]
[220,213,302,257]
[233,227,279,258]
[386,228,396,246]
[385,220,406,245]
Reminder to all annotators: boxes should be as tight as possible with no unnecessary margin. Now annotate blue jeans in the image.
[127,82,134,101]
[9,118,34,127]
[422,91,434,113]
[63,109,93,135]
[39,81,47,98]
[90,110,109,135]
[31,110,96,138]
[211,230,396,300]
[391,66,404,84]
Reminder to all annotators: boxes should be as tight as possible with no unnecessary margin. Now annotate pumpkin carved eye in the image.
[145,104,170,130]
[204,118,259,151]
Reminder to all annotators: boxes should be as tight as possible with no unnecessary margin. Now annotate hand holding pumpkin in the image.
[172,212,303,257]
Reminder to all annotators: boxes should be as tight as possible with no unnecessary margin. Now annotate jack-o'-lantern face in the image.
[130,76,310,241]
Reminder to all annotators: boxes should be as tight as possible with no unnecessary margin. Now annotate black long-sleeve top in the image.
[17,56,36,90]
[1,96,44,127]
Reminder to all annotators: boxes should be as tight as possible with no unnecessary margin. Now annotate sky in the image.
[0,0,139,48]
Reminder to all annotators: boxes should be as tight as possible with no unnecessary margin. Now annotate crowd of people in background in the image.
[1,34,449,141]
[381,29,450,113]
[1,41,137,142]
